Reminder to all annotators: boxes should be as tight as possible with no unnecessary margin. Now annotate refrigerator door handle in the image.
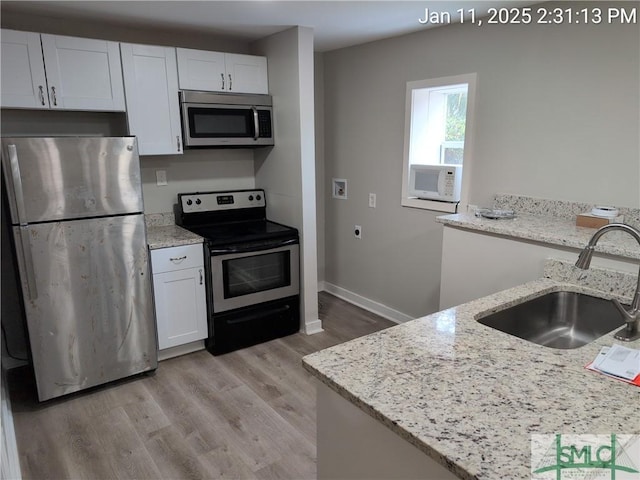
[16,226,38,300]
[6,144,28,225]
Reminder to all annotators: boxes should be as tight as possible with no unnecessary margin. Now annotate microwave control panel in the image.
[441,170,456,197]
[257,110,272,138]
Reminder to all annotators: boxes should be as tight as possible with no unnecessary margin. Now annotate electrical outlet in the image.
[354,225,362,239]
[369,193,376,208]
[156,170,168,186]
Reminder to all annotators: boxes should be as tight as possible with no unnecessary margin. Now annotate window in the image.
[401,73,477,212]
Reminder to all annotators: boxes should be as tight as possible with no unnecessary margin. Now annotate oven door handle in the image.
[209,237,298,255]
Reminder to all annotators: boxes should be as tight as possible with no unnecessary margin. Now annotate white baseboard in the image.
[304,318,324,335]
[319,282,413,324]
[158,340,205,361]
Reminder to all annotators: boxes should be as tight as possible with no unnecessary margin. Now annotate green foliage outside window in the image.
[445,93,467,142]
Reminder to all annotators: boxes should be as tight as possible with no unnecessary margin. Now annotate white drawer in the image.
[151,244,204,274]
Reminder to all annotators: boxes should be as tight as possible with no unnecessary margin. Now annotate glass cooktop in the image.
[186,220,297,246]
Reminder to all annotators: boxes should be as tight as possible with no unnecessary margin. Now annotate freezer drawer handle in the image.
[6,145,28,225]
[169,255,187,263]
[18,226,38,300]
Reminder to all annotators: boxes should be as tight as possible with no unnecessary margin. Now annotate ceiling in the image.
[1,1,532,52]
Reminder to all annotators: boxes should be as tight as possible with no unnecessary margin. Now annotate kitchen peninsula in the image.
[303,264,640,479]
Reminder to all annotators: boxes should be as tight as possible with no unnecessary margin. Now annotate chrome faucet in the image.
[575,223,640,341]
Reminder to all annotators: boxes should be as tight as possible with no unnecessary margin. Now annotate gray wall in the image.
[322,1,640,319]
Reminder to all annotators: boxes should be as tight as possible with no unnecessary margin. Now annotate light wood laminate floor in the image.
[8,292,396,480]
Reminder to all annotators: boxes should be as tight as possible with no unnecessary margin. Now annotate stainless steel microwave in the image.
[179,91,274,147]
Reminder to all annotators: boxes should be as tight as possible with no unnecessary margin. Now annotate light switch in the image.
[156,170,168,186]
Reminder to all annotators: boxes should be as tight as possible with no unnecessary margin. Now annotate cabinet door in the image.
[225,53,268,94]
[40,34,125,111]
[120,43,182,155]
[0,29,49,109]
[153,266,207,350]
[176,47,226,92]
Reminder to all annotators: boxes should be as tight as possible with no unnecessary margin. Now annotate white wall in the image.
[253,27,321,334]
[322,1,639,319]
[315,53,326,285]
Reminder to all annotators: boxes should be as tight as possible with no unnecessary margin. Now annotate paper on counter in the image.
[586,345,640,386]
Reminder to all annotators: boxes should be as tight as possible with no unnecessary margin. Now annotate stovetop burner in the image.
[175,189,298,246]
[187,219,297,246]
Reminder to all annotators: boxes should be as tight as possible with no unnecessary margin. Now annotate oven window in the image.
[223,251,291,298]
[189,107,253,137]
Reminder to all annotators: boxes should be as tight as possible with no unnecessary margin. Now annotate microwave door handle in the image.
[252,107,259,140]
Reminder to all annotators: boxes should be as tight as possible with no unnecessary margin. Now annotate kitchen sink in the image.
[476,291,626,349]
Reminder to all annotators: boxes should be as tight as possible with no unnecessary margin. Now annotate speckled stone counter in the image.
[437,194,640,261]
[144,212,203,249]
[303,276,640,480]
[437,213,640,261]
[146,224,203,250]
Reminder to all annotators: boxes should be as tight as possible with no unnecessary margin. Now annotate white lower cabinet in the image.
[151,244,207,350]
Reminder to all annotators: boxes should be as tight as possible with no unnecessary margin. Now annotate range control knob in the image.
[256,194,262,201]
[248,195,254,201]
[186,199,193,206]
[195,198,202,205]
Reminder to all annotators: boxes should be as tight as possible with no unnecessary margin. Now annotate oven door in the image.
[210,240,299,313]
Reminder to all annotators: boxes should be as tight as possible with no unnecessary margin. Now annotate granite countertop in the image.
[146,224,204,250]
[302,278,640,480]
[437,212,640,261]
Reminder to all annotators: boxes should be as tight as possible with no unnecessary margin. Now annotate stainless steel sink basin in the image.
[477,291,625,349]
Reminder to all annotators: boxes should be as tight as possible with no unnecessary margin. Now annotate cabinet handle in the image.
[169,255,187,263]
[221,73,225,90]
[228,74,232,91]
[176,135,181,152]
[38,86,46,106]
[199,269,203,285]
[50,86,57,106]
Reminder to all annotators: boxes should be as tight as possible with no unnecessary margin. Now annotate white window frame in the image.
[401,73,477,213]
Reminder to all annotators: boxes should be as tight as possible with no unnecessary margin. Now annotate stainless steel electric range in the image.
[176,189,300,355]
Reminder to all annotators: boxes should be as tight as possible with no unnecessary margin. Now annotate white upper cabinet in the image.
[0,29,125,111]
[176,47,268,94]
[40,34,125,111]
[1,29,49,109]
[120,43,182,156]
[224,53,269,94]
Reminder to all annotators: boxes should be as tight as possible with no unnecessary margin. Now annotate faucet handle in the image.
[612,298,637,320]
[612,298,640,341]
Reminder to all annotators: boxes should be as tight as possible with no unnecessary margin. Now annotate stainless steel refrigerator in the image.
[1,136,157,401]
